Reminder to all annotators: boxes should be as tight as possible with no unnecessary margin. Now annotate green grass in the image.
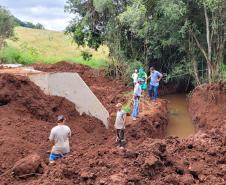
[0,27,109,68]
[220,64,226,82]
[60,56,107,69]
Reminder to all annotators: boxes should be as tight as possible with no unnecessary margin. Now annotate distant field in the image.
[1,27,109,68]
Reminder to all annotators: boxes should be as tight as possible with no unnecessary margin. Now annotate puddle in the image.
[164,94,195,138]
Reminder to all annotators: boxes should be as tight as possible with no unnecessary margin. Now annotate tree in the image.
[25,22,37,29]
[14,17,45,30]
[188,0,226,83]
[65,0,226,84]
[65,0,190,82]
[0,6,15,50]
[35,23,45,29]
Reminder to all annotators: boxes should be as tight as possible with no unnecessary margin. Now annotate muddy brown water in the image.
[164,94,195,138]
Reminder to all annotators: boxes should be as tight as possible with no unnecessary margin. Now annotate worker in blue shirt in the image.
[147,67,163,101]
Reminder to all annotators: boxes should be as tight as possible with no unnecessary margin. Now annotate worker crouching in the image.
[49,115,71,163]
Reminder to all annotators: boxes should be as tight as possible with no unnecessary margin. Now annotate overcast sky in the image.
[0,0,73,31]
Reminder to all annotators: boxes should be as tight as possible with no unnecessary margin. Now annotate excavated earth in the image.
[0,61,225,185]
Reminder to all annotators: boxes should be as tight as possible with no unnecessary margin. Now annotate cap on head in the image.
[57,115,65,122]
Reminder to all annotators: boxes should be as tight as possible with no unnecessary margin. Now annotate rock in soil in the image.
[12,153,42,177]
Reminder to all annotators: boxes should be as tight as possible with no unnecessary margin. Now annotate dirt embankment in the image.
[0,73,79,122]
[0,73,106,182]
[0,62,168,184]
[189,82,226,132]
[0,62,225,184]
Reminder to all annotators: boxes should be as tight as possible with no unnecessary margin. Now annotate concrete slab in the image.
[29,72,109,128]
[0,64,23,68]
[0,65,109,128]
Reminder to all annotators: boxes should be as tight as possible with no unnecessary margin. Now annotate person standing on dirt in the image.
[131,69,138,86]
[147,67,163,101]
[138,67,148,90]
[49,115,71,163]
[132,79,142,120]
[114,103,126,148]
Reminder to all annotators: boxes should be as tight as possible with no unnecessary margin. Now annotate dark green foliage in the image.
[35,23,45,29]
[14,17,45,29]
[81,50,92,61]
[0,44,40,64]
[65,0,226,85]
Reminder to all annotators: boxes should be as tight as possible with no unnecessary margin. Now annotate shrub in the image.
[0,45,40,64]
[0,47,21,63]
[81,50,92,61]
[104,57,128,80]
[105,58,143,84]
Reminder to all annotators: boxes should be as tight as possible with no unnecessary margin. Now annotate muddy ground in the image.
[0,62,225,185]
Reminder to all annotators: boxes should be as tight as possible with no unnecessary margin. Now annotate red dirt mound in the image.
[0,73,79,122]
[127,100,168,141]
[28,62,225,184]
[0,64,170,184]
[1,62,225,185]
[25,129,225,185]
[12,153,42,177]
[189,82,226,131]
[0,73,106,184]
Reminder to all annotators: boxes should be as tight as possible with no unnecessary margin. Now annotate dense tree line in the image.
[65,0,226,85]
[14,17,45,30]
[0,5,45,31]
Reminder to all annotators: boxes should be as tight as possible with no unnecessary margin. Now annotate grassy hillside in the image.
[1,27,109,68]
